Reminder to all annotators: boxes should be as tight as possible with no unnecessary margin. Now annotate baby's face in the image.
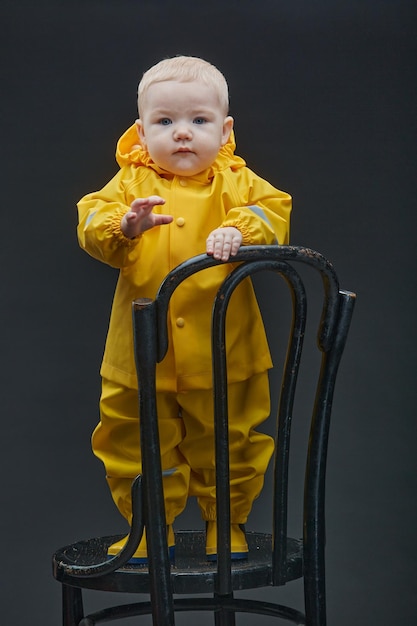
[136,80,233,177]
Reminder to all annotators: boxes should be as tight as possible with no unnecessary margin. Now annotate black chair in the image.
[53,245,356,626]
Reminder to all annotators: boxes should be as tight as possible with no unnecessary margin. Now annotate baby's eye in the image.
[193,117,207,125]
[158,118,172,126]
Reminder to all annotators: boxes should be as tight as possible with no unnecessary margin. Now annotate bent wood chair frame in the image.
[53,245,356,626]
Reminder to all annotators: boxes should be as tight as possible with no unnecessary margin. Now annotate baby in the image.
[77,55,292,563]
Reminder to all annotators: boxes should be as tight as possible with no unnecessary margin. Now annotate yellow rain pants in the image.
[93,373,274,525]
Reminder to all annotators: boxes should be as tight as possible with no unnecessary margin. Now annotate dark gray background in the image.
[1,1,416,624]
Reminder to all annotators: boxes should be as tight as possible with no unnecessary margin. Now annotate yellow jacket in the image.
[77,125,292,391]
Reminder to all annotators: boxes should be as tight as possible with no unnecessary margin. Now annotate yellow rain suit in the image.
[77,125,291,524]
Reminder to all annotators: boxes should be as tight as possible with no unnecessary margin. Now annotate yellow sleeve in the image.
[220,168,292,245]
[77,168,141,268]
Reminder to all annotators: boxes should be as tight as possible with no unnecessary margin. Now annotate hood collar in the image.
[115,124,246,182]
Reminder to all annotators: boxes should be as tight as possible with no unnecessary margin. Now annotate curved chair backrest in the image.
[131,245,355,623]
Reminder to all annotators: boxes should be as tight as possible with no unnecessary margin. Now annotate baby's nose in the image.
[174,124,192,140]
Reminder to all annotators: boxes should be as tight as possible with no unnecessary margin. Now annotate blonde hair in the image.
[138,56,229,116]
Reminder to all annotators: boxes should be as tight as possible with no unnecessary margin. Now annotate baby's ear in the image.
[135,119,146,146]
[221,116,234,146]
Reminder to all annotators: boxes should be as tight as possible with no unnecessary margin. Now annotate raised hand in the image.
[121,196,173,239]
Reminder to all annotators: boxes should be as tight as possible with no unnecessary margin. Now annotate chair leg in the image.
[214,595,236,626]
[62,584,84,626]
[304,575,326,626]
[214,610,236,626]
